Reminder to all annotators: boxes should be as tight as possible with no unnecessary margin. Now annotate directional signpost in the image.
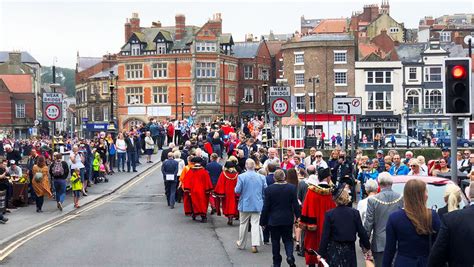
[333,97,362,159]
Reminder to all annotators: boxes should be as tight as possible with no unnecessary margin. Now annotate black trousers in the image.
[36,196,44,210]
[270,225,294,266]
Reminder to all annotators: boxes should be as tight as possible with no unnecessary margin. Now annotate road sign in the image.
[42,93,63,103]
[190,109,197,117]
[269,86,291,97]
[34,120,40,126]
[332,97,362,115]
[44,103,61,121]
[271,98,290,116]
[464,35,472,45]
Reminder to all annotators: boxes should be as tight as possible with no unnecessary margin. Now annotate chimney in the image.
[152,21,162,28]
[175,14,186,40]
[8,52,21,64]
[124,19,131,42]
[208,13,222,35]
[130,12,140,32]
[245,33,254,42]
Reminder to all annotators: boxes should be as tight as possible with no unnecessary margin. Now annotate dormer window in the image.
[131,44,141,56]
[196,42,216,52]
[157,43,166,54]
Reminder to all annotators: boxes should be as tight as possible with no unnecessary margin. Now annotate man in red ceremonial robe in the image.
[299,168,336,267]
[214,160,239,225]
[182,157,213,223]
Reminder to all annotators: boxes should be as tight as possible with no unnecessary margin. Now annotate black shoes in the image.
[0,217,8,224]
[201,217,207,223]
[286,256,296,267]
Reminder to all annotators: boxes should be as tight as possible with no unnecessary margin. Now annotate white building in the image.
[355,60,404,140]
[396,39,468,139]
[59,96,76,136]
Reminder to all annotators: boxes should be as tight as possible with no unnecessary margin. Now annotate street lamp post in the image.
[263,83,268,126]
[308,76,320,137]
[107,70,118,134]
[404,101,410,148]
[181,93,184,121]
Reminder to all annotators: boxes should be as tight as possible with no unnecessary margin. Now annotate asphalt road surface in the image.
[1,162,363,266]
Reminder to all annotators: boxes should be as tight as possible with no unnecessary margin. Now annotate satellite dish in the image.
[464,35,472,45]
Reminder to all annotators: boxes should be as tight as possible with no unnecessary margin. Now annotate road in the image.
[1,161,363,266]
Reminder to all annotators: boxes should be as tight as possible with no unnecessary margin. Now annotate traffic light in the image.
[444,58,472,115]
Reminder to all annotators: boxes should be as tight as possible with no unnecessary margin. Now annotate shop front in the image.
[359,115,400,141]
[83,122,110,139]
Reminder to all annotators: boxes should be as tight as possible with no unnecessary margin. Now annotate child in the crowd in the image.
[99,162,108,183]
[70,167,83,208]
[92,151,101,184]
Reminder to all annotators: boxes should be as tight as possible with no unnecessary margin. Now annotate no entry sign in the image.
[44,103,61,121]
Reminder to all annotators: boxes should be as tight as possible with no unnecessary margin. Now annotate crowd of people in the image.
[1,116,474,267]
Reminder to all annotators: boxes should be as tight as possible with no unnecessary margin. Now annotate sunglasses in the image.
[410,165,418,167]
[283,158,288,160]
[316,155,322,157]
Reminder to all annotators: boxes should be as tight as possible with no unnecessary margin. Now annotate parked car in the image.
[436,136,473,148]
[385,134,421,148]
[391,175,469,210]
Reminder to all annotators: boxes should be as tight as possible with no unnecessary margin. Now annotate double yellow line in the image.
[0,162,162,261]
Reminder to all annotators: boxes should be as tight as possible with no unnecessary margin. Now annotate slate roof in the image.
[263,33,293,41]
[89,65,118,79]
[77,57,102,72]
[301,17,322,28]
[0,51,40,65]
[300,34,354,42]
[395,43,466,63]
[266,41,283,57]
[232,42,260,58]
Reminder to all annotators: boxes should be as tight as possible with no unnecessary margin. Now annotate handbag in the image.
[34,172,43,182]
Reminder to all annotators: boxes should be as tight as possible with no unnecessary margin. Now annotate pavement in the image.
[0,152,162,247]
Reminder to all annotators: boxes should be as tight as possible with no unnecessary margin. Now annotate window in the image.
[91,107,95,121]
[424,90,442,109]
[228,91,236,105]
[156,43,167,54]
[152,86,168,104]
[367,71,392,84]
[409,68,417,80]
[125,64,143,80]
[90,84,95,95]
[425,67,442,82]
[152,63,167,78]
[244,65,253,79]
[334,70,347,86]
[196,42,217,52]
[295,73,305,86]
[259,68,269,81]
[228,65,236,80]
[294,53,304,64]
[131,44,141,56]
[389,27,399,33]
[15,103,25,118]
[440,32,451,42]
[196,62,216,78]
[103,106,109,121]
[196,85,216,103]
[367,92,392,110]
[244,88,254,103]
[406,89,420,112]
[296,95,305,111]
[102,82,109,94]
[334,50,347,64]
[309,95,315,111]
[126,87,144,105]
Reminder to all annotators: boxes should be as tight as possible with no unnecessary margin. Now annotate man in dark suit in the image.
[263,163,278,244]
[161,143,175,163]
[428,183,474,267]
[206,153,222,214]
[260,169,301,267]
[125,132,137,172]
[161,152,179,209]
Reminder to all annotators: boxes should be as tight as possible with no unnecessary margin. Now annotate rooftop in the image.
[0,74,33,93]
[300,34,354,42]
[232,42,261,58]
[77,57,102,72]
[312,19,348,34]
[89,65,119,79]
[0,51,40,65]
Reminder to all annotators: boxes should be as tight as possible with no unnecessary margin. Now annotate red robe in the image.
[300,184,336,265]
[182,165,213,217]
[213,170,239,218]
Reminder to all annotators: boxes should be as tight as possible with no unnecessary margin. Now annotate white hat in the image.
[306,174,319,186]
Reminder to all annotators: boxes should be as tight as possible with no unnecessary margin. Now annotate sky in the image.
[0,0,473,68]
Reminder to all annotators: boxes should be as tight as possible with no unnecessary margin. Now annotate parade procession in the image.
[0,1,474,266]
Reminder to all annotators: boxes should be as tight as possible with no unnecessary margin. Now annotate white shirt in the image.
[407,169,427,176]
[175,158,185,176]
[70,152,85,169]
[116,139,127,153]
[313,159,328,169]
[357,195,374,225]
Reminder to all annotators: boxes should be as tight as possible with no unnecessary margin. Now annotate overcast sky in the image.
[0,0,472,68]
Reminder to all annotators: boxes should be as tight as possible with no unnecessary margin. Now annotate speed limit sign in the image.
[271,98,289,116]
[44,103,61,121]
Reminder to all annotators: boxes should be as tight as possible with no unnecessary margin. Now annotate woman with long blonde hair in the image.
[437,184,462,223]
[383,179,441,267]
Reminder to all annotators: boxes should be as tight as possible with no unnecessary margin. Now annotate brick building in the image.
[75,54,117,137]
[281,34,356,136]
[0,75,35,138]
[117,13,238,128]
[233,41,271,118]
[418,14,474,47]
